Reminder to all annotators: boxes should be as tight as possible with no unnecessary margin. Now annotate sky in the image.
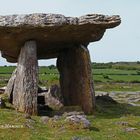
[0,0,140,66]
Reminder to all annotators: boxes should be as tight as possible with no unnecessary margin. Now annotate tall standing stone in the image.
[13,41,38,115]
[57,45,95,114]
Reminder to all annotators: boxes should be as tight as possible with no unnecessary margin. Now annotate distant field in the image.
[0,62,140,91]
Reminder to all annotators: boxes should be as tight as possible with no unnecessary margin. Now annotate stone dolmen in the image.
[0,13,121,115]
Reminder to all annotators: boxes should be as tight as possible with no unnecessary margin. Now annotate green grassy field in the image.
[0,62,140,140]
[1,62,140,91]
[0,95,140,140]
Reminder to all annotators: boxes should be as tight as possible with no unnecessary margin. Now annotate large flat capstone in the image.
[0,13,121,62]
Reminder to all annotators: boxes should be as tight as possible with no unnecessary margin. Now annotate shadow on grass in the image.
[90,126,100,132]
[38,105,54,117]
[38,95,140,119]
[95,95,140,119]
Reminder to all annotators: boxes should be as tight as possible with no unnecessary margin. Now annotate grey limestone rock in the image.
[0,13,121,63]
[65,114,91,129]
[124,127,138,132]
[44,84,64,111]
[40,116,50,124]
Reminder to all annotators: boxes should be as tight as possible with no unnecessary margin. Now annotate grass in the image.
[0,63,140,139]
[0,66,15,74]
[1,64,140,91]
[95,83,140,92]
[0,96,140,140]
[93,68,137,75]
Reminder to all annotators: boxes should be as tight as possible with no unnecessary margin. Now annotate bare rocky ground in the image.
[1,84,140,107]
[1,86,140,139]
[96,91,140,106]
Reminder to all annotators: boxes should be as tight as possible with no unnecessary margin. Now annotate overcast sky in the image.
[0,0,140,66]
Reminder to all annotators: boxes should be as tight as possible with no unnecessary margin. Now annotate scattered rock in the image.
[0,87,6,94]
[133,98,140,103]
[115,121,129,126]
[65,114,91,129]
[71,136,92,140]
[24,119,35,129]
[24,114,32,119]
[124,127,138,132]
[40,111,90,130]
[40,116,50,124]
[38,86,48,93]
[128,103,140,107]
[52,115,62,121]
[71,137,80,140]
[0,89,4,94]
[96,91,140,105]
[24,123,34,129]
[63,111,85,117]
[0,97,6,108]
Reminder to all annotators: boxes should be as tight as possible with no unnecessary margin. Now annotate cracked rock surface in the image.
[0,13,121,62]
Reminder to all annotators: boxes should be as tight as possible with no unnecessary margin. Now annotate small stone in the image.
[24,114,31,119]
[63,111,85,117]
[40,116,50,124]
[52,115,62,121]
[24,123,34,129]
[24,119,35,129]
[71,136,92,140]
[65,114,91,129]
[0,87,5,94]
[38,86,48,93]
[71,137,81,140]
[124,127,137,132]
[115,121,129,126]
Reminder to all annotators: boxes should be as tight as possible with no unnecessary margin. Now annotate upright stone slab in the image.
[57,45,95,114]
[4,68,17,103]
[13,41,38,115]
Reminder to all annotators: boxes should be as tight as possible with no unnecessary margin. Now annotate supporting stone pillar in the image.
[4,68,17,103]
[13,41,38,115]
[57,45,95,114]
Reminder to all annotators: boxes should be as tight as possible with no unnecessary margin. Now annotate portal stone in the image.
[13,41,38,115]
[57,45,95,114]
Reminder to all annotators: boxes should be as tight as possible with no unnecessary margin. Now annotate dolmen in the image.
[0,13,121,115]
